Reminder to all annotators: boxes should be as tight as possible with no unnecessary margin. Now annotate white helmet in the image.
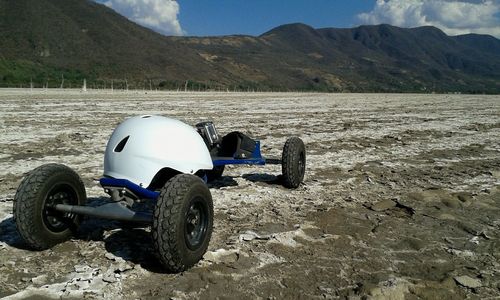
[104,115,213,187]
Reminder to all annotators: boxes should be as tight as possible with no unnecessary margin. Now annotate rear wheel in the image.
[13,163,87,249]
[152,174,213,272]
[281,137,306,188]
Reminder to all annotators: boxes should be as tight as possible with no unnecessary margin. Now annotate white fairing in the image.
[104,115,213,187]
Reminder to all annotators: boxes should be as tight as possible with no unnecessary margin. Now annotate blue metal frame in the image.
[212,141,266,166]
[100,177,160,200]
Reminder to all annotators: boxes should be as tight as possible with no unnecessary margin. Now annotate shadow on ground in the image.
[0,216,28,249]
[242,173,282,186]
[0,196,167,273]
[103,228,167,273]
[208,175,238,189]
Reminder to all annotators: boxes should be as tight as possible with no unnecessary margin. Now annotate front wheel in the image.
[13,163,87,250]
[281,137,306,188]
[152,174,213,272]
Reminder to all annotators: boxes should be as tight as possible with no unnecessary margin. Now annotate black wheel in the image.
[206,165,225,182]
[282,137,306,188]
[152,174,213,272]
[13,163,87,250]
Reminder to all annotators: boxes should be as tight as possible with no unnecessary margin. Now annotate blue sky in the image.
[176,1,372,36]
[95,0,500,38]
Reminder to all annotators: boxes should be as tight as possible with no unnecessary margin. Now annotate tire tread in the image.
[282,137,306,188]
[152,174,213,272]
[13,163,85,250]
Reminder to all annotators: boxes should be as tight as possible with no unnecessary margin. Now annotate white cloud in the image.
[104,0,183,36]
[358,0,500,38]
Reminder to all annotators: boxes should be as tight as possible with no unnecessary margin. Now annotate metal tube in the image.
[55,203,152,223]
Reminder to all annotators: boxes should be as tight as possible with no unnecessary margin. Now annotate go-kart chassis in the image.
[52,140,281,223]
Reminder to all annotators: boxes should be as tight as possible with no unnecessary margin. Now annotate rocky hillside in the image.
[1,0,499,93]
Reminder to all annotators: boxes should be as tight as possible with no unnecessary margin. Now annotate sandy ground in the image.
[0,89,499,299]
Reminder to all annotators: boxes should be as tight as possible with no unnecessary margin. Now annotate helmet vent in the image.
[142,115,151,118]
[114,136,130,152]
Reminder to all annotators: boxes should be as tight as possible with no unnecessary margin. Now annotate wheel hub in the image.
[43,185,78,232]
[185,198,208,250]
[299,151,305,175]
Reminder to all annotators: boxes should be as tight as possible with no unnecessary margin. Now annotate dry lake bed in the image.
[0,89,499,299]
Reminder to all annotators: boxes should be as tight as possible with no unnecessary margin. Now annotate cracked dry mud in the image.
[0,89,499,299]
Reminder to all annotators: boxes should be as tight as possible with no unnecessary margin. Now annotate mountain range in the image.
[1,0,499,93]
